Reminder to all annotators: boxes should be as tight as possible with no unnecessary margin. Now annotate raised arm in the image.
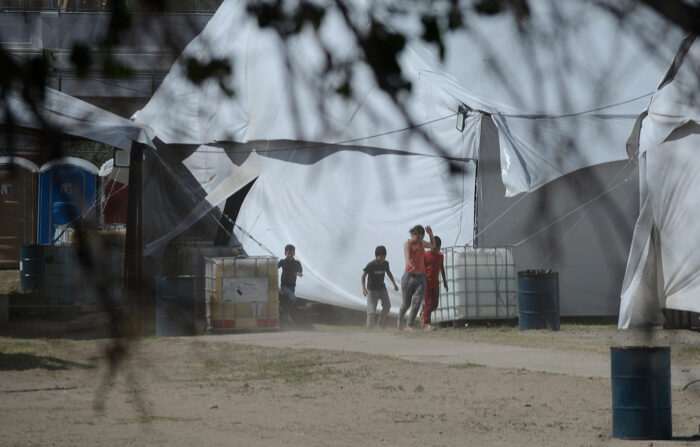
[423,225,436,249]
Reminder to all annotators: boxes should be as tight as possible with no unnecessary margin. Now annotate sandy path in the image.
[2,328,699,446]
[201,330,700,388]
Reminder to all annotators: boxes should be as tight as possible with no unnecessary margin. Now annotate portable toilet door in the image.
[0,157,39,268]
[98,159,128,225]
[38,157,99,244]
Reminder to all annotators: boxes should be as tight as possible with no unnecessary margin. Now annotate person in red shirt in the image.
[398,224,436,331]
[422,235,448,331]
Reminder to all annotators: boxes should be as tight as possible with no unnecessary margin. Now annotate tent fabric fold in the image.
[619,36,700,327]
[2,88,154,151]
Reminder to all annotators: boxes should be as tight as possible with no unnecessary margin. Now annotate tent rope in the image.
[500,92,654,119]
[146,148,275,256]
[149,91,653,159]
[536,160,633,268]
[465,190,531,247]
[513,175,632,248]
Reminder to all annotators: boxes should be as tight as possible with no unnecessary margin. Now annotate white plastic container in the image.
[205,256,279,330]
[433,246,517,323]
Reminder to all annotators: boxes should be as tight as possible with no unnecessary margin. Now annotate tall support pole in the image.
[124,142,144,332]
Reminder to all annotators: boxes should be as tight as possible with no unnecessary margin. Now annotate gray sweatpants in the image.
[399,272,426,326]
[366,287,391,327]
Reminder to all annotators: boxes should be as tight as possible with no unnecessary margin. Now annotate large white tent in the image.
[131,0,683,316]
[619,36,700,327]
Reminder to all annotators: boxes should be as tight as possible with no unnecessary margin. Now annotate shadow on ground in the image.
[0,352,94,371]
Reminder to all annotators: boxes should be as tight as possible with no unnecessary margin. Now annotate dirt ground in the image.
[1,323,700,447]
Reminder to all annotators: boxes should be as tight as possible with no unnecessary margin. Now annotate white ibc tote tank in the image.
[434,246,517,323]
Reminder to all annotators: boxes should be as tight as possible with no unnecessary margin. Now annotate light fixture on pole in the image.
[113,149,130,168]
[456,104,469,132]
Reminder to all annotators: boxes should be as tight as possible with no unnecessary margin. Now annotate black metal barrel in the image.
[20,244,46,292]
[517,270,560,331]
[611,346,672,439]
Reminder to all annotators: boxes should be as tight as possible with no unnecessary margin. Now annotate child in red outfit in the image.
[422,235,447,331]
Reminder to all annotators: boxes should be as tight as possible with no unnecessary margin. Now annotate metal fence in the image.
[434,246,517,324]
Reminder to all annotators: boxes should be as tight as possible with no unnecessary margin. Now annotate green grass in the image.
[374,383,404,392]
[0,270,20,295]
[193,347,351,385]
[449,362,484,369]
[0,338,54,355]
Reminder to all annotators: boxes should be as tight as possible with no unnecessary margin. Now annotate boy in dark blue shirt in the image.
[278,244,303,325]
[361,245,398,328]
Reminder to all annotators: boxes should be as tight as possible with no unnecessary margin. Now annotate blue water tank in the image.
[38,158,99,244]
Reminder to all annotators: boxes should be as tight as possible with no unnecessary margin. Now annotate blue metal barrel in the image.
[517,270,559,331]
[611,346,672,439]
[20,244,46,292]
[156,276,195,336]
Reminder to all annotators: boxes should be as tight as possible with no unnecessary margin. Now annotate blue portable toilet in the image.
[38,157,99,244]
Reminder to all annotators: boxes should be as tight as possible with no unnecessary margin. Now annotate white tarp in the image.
[1,87,154,151]
[139,138,476,312]
[131,0,684,313]
[144,146,260,254]
[619,37,700,327]
[132,0,676,196]
[233,151,476,310]
[441,0,679,194]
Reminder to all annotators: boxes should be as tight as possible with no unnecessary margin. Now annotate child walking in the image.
[422,235,448,331]
[398,225,435,331]
[361,245,399,328]
[278,244,303,326]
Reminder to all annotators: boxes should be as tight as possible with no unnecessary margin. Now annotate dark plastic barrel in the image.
[517,270,559,331]
[611,346,672,439]
[20,244,46,292]
[156,276,195,336]
[44,245,82,306]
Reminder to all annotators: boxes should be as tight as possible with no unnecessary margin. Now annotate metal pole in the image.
[474,248,478,319]
[495,247,499,318]
[473,159,479,247]
[124,142,143,329]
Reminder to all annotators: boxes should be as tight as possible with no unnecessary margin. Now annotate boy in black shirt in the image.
[361,245,398,328]
[278,244,303,325]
